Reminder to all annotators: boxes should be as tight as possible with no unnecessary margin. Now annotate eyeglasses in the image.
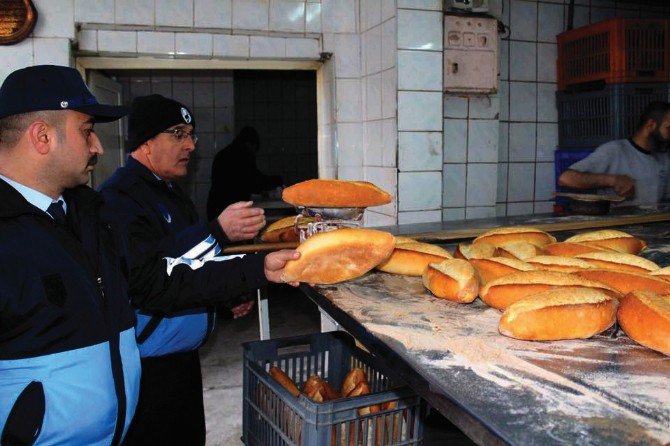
[161,128,198,144]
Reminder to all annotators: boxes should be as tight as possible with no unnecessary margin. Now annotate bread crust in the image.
[469,257,535,284]
[376,242,452,276]
[617,291,670,356]
[282,228,395,284]
[453,242,498,260]
[480,270,621,310]
[269,366,301,397]
[543,242,611,257]
[472,226,557,247]
[574,252,659,273]
[525,255,595,273]
[499,287,618,341]
[575,269,670,295]
[497,241,544,260]
[565,230,646,254]
[341,368,367,398]
[282,179,392,207]
[260,215,301,242]
[649,265,670,282]
[303,374,340,401]
[422,259,478,303]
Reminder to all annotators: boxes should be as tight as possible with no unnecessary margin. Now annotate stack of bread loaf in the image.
[268,366,403,445]
[267,179,669,356]
[403,226,668,356]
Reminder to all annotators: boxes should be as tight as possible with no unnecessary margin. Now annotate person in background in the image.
[0,65,299,445]
[558,101,670,205]
[206,126,283,220]
[99,95,272,445]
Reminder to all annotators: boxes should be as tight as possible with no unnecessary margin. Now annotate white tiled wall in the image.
[6,0,670,226]
[359,1,397,226]
[395,4,442,225]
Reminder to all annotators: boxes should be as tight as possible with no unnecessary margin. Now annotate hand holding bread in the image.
[281,228,395,284]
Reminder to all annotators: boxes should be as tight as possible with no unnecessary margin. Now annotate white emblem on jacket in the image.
[158,204,172,224]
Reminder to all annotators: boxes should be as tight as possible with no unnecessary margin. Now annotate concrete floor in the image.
[200,284,475,446]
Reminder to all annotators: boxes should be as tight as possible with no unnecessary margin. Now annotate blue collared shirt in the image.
[0,174,67,215]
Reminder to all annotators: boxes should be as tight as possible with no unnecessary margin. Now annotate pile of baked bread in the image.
[393,227,669,357]
[260,179,668,356]
[268,366,404,444]
[279,224,668,357]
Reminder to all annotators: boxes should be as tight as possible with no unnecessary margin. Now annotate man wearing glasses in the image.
[99,94,267,444]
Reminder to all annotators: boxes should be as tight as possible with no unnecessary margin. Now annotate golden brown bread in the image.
[564,229,647,255]
[453,242,498,260]
[468,257,535,284]
[472,227,557,248]
[422,259,479,303]
[617,291,670,356]
[394,236,417,245]
[543,242,612,257]
[282,179,392,208]
[497,242,544,260]
[282,228,395,284]
[260,216,300,242]
[303,374,340,402]
[480,270,621,310]
[376,242,452,276]
[574,252,659,273]
[341,368,367,398]
[499,287,618,341]
[525,255,595,273]
[649,265,670,282]
[574,268,670,296]
[269,366,301,397]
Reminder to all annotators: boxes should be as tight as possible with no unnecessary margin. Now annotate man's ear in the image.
[27,121,52,155]
[141,140,152,156]
[644,118,658,133]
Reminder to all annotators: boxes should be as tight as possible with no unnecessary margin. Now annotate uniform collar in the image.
[0,173,65,213]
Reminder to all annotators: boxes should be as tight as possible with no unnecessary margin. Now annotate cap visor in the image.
[78,104,129,123]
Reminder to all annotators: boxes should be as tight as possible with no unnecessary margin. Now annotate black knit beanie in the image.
[127,94,195,151]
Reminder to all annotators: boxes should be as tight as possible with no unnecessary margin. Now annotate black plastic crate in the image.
[554,147,596,209]
[243,331,424,446]
[557,82,669,148]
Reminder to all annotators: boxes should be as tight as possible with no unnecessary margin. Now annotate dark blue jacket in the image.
[99,158,262,357]
[0,180,140,445]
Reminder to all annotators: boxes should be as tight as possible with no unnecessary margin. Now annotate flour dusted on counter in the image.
[317,272,670,444]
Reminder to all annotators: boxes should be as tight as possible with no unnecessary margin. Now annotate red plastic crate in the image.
[557,18,670,91]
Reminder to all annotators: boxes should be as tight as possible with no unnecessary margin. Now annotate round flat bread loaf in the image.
[281,228,395,284]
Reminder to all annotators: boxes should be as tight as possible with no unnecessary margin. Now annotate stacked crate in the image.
[554,18,670,210]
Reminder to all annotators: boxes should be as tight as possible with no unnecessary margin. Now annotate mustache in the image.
[87,154,98,167]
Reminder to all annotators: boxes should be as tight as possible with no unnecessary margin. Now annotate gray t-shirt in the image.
[568,139,670,205]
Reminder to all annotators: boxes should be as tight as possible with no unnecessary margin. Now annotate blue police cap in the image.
[0,65,128,122]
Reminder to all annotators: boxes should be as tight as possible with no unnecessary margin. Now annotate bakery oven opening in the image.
[91,68,317,220]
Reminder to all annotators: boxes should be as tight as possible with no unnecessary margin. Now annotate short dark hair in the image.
[637,101,670,131]
[0,110,64,150]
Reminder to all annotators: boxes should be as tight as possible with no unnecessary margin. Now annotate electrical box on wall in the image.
[443,15,499,94]
[444,0,503,20]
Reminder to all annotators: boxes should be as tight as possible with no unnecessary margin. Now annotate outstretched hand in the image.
[264,250,300,286]
[218,201,266,242]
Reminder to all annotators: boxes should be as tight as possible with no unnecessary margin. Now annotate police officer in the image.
[0,66,300,445]
[98,94,268,445]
